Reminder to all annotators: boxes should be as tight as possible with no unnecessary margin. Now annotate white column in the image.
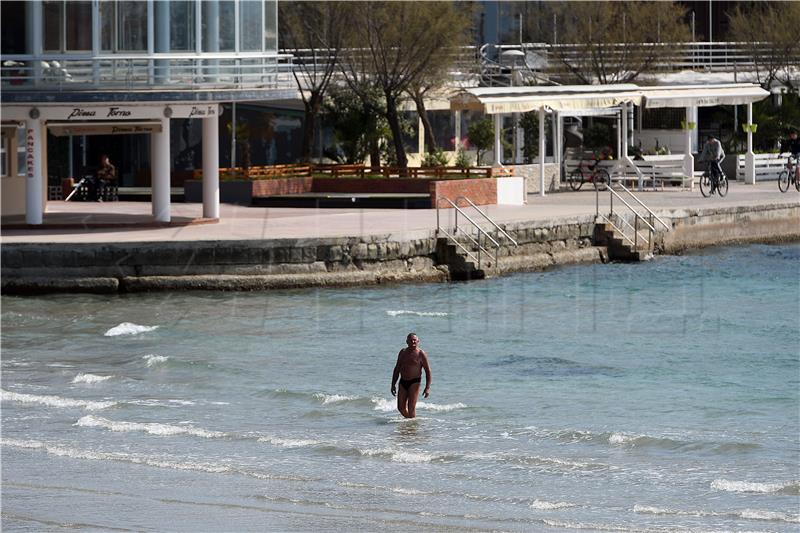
[683,106,694,181]
[516,117,524,164]
[538,107,546,197]
[151,117,171,222]
[454,110,462,149]
[621,104,636,190]
[204,0,220,81]
[202,116,220,219]
[493,114,502,166]
[418,115,425,155]
[689,106,699,152]
[552,111,561,186]
[25,119,43,225]
[154,0,170,83]
[745,102,755,184]
[30,1,42,81]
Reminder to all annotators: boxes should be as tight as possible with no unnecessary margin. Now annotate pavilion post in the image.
[493,114,502,167]
[539,106,546,196]
[454,110,461,151]
[683,106,694,182]
[202,116,220,219]
[745,102,755,184]
[151,117,171,222]
[25,118,44,225]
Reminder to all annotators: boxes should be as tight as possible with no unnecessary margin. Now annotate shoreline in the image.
[2,202,798,295]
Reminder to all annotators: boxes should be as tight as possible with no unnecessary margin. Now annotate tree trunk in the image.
[385,93,408,170]
[301,92,322,163]
[413,94,437,153]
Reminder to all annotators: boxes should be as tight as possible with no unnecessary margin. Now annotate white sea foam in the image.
[104,323,159,337]
[530,499,575,510]
[1,389,116,411]
[72,373,114,384]
[608,432,634,445]
[391,487,430,496]
[1,438,231,474]
[385,310,448,317]
[371,397,466,413]
[359,447,438,463]
[633,504,800,523]
[143,354,169,367]
[313,393,360,405]
[711,479,800,494]
[740,509,800,523]
[75,415,226,439]
[258,436,320,448]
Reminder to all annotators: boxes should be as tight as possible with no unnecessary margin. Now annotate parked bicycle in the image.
[699,161,728,197]
[778,156,800,192]
[567,158,610,191]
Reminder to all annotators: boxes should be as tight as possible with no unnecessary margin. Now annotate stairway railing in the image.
[595,183,671,249]
[435,196,517,272]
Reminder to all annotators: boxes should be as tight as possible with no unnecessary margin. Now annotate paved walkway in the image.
[2,183,797,244]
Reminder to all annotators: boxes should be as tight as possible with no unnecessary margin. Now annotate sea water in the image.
[2,243,798,532]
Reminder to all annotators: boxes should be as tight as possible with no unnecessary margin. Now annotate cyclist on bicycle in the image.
[779,130,800,181]
[699,134,725,179]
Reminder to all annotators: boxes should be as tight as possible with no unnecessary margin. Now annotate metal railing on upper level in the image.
[1,52,295,92]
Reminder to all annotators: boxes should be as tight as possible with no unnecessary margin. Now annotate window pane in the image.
[202,1,234,52]
[240,0,262,51]
[118,1,147,51]
[170,1,195,51]
[100,1,113,51]
[65,1,91,50]
[1,136,7,177]
[263,0,277,52]
[43,1,62,52]
[1,1,28,54]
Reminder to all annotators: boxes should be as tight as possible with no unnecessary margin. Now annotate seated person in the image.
[88,154,117,201]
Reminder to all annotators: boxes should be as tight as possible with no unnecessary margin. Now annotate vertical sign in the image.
[26,128,35,178]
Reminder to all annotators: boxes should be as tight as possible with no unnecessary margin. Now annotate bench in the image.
[634,155,694,191]
[736,153,787,181]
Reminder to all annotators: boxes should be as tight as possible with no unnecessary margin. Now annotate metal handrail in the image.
[595,182,672,251]
[615,183,671,231]
[454,196,519,247]
[436,196,504,272]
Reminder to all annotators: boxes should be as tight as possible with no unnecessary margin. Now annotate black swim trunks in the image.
[398,376,421,392]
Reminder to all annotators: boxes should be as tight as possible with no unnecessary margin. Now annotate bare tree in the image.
[341,2,470,168]
[728,3,800,91]
[550,2,690,84]
[279,1,349,162]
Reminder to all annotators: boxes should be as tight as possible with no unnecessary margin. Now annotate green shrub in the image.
[454,147,471,168]
[421,148,449,167]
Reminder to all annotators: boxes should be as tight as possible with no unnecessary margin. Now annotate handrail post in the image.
[477,231,481,269]
[634,216,638,248]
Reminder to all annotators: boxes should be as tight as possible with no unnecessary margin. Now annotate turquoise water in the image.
[2,243,799,532]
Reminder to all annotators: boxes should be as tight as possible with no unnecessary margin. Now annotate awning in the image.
[450,84,643,114]
[639,84,769,109]
[47,121,162,136]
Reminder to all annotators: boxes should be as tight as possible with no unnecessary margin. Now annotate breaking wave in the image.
[143,355,169,367]
[75,415,227,439]
[385,310,448,317]
[1,389,116,411]
[371,397,467,413]
[104,323,159,337]
[72,373,114,384]
[711,479,800,495]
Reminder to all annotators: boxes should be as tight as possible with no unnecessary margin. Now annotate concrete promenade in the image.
[1,182,798,244]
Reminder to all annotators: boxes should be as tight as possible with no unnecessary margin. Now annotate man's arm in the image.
[390,352,402,397]
[421,351,432,398]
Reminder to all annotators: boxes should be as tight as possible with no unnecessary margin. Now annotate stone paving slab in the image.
[1,183,797,244]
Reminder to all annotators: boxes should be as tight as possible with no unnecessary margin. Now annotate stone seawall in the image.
[2,203,797,294]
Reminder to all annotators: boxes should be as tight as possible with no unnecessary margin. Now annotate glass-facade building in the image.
[0,0,297,223]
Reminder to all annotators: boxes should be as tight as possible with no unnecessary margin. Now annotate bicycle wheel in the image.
[717,174,728,197]
[593,169,610,192]
[568,169,584,191]
[778,170,789,192]
[699,173,712,197]
[795,173,800,191]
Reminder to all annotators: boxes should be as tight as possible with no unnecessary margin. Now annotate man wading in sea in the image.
[390,333,432,418]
